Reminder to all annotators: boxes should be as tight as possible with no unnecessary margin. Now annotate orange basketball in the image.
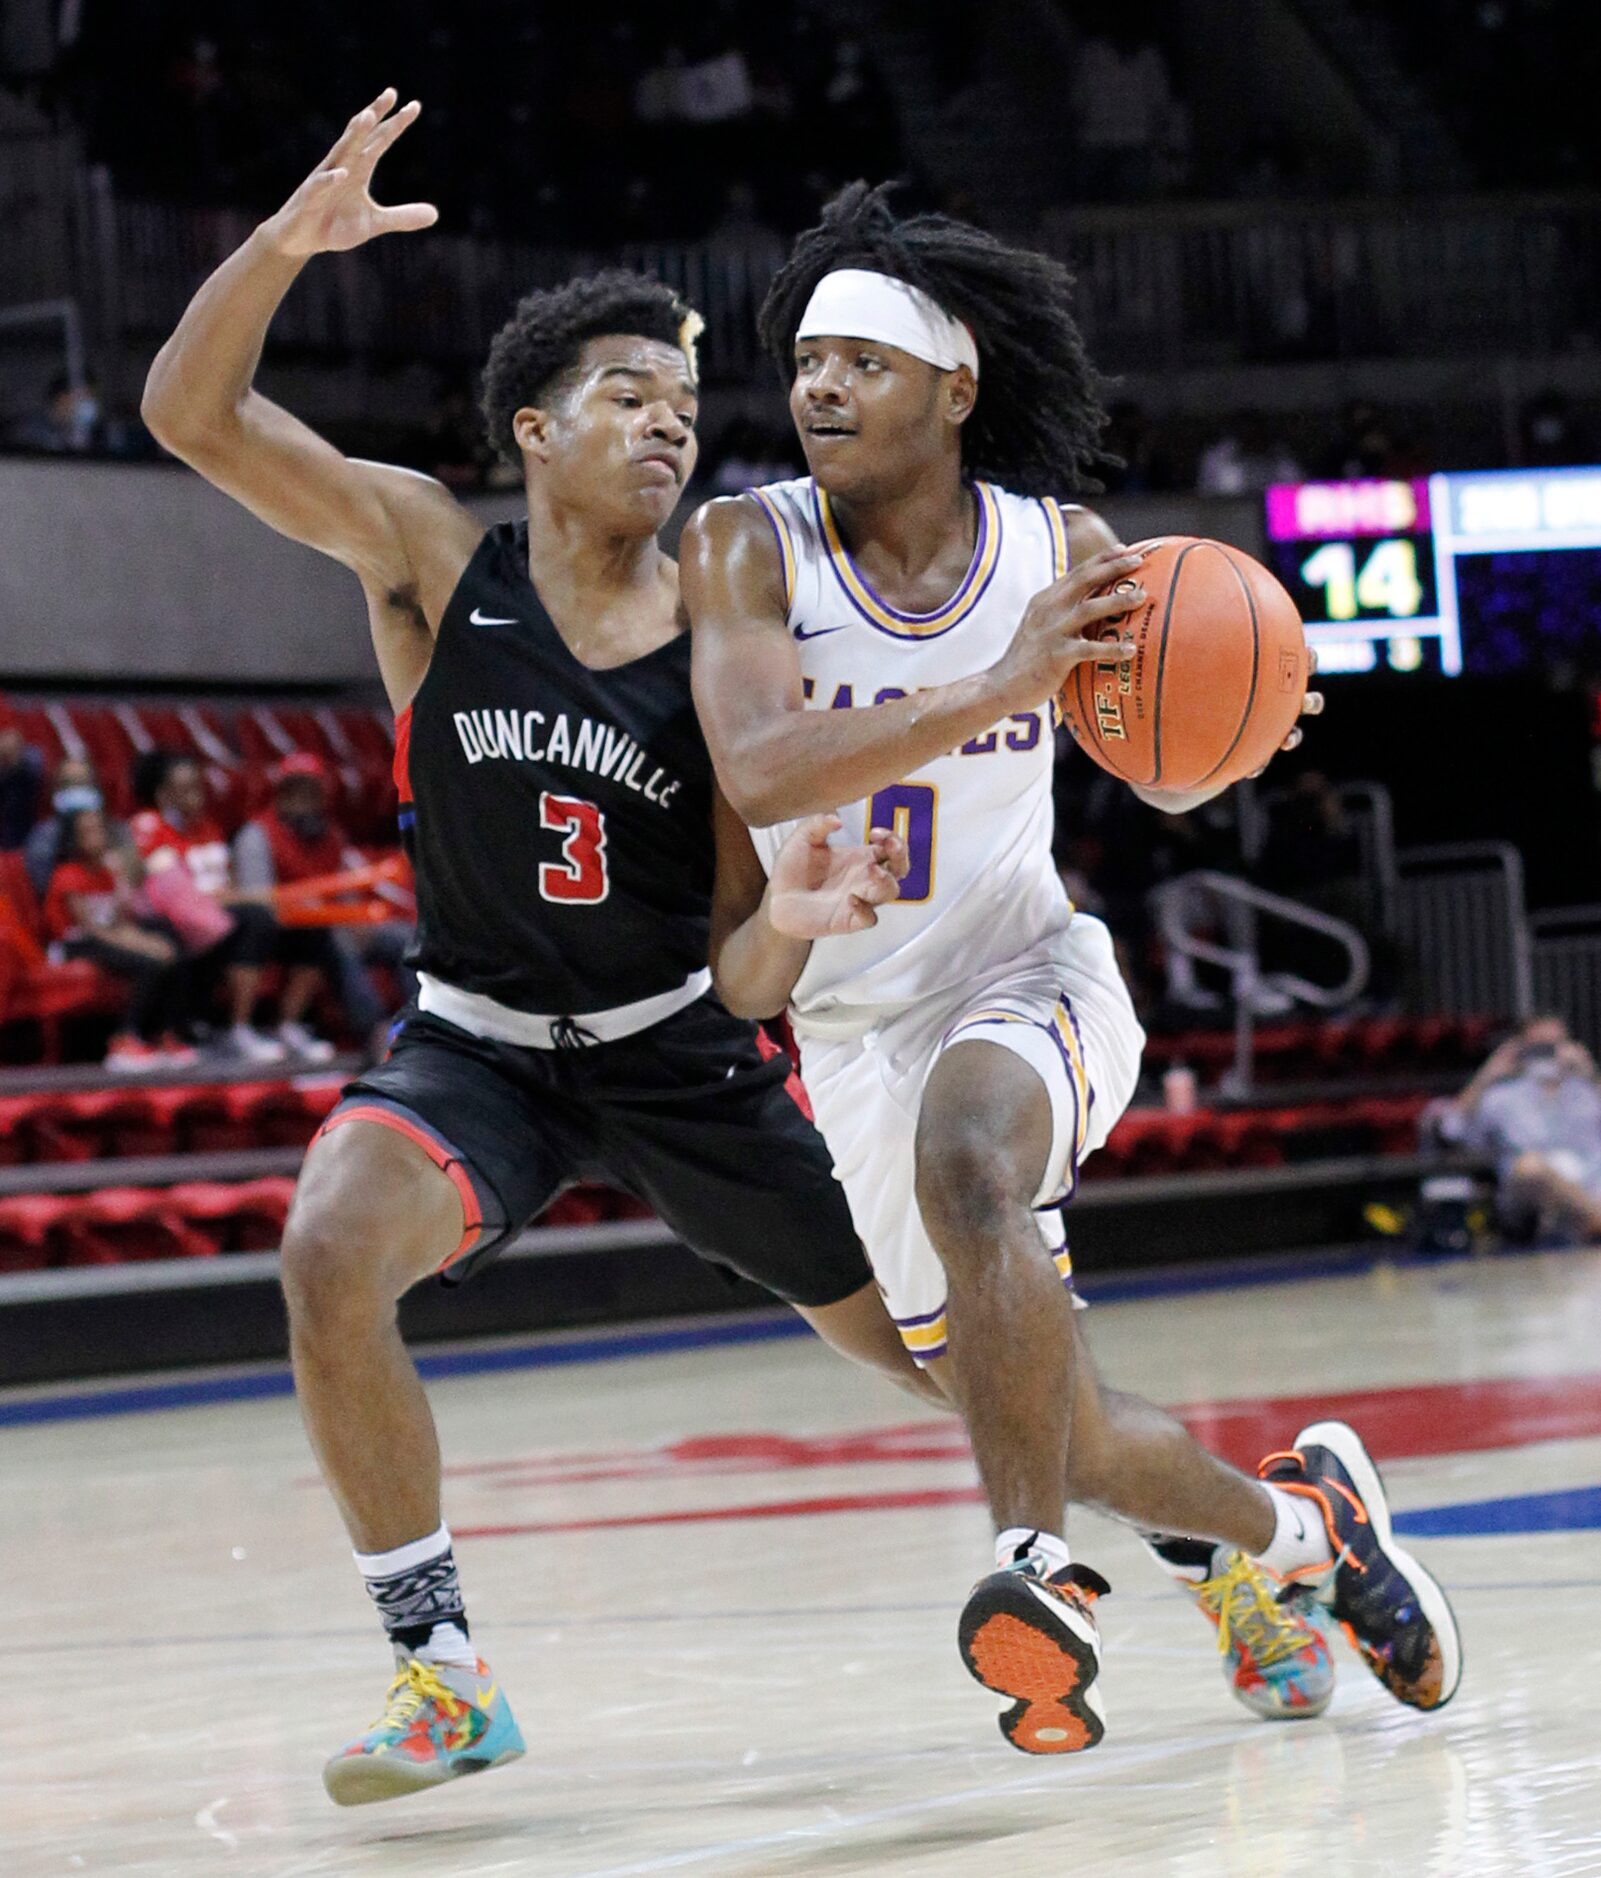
[1057,537,1308,794]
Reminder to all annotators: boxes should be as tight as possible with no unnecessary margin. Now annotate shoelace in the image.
[1197,1554,1313,1669]
[369,1657,462,1734]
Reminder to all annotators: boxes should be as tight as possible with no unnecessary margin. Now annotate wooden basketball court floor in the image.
[6,1246,1601,1876]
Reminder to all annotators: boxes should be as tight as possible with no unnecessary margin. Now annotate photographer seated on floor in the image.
[1425,1017,1601,1247]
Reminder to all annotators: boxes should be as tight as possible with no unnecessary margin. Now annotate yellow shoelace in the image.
[370,1657,461,1734]
[1197,1554,1309,1669]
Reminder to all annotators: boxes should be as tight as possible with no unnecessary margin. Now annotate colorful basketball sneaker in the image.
[322,1654,526,1806]
[1149,1538,1335,1720]
[958,1559,1111,1754]
[1260,1420,1462,1710]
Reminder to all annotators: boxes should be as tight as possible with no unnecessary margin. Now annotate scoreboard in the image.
[1264,467,1601,676]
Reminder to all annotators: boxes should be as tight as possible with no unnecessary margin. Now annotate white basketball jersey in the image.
[748,475,1076,1036]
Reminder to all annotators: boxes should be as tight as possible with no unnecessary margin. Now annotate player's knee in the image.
[280,1136,459,1327]
[914,1119,1023,1256]
[279,1197,388,1331]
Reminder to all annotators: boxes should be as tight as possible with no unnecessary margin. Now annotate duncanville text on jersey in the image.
[451,707,684,809]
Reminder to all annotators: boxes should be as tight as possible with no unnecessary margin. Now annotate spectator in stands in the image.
[0,699,44,848]
[43,804,195,1073]
[3,372,106,455]
[131,750,335,1065]
[23,756,131,895]
[1428,1017,1601,1244]
[233,755,398,1051]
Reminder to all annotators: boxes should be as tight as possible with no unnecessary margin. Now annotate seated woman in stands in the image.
[43,804,195,1073]
[130,750,338,1065]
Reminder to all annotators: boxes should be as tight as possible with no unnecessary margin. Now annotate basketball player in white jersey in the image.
[686,184,1461,1753]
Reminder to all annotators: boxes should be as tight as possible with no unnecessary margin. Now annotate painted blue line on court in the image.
[1394,1483,1601,1537]
[0,1315,811,1428]
[0,1242,1426,1429]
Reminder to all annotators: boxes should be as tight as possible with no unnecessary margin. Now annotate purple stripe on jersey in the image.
[813,482,1000,637]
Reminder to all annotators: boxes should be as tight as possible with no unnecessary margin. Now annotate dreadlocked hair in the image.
[480,268,704,466]
[758,182,1111,497]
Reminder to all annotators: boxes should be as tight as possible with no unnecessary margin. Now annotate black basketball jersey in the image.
[394,519,715,1016]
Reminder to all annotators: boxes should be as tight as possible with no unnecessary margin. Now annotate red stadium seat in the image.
[0,1093,37,1165]
[56,1188,220,1265]
[247,1078,343,1147]
[0,1193,76,1271]
[0,852,125,1057]
[167,1174,295,1251]
[176,1080,280,1152]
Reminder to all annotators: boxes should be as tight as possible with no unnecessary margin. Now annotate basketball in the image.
[1058,537,1309,794]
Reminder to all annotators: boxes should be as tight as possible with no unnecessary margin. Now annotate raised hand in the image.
[262,88,438,259]
[768,815,910,938]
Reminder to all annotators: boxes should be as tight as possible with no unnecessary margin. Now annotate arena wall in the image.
[0,459,1256,683]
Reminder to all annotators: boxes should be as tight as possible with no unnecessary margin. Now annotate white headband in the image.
[795,268,979,377]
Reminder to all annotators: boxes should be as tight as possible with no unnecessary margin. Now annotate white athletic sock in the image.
[1251,1484,1335,1580]
[996,1526,1072,1576]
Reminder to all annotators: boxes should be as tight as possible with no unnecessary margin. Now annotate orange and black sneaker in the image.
[1260,1420,1462,1711]
[958,1556,1111,1754]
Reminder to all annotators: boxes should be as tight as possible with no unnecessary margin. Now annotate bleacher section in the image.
[0,692,402,1059]
[0,687,1506,1378]
[1,693,397,838]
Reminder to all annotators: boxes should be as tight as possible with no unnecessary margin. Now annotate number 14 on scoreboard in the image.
[1297,538,1425,621]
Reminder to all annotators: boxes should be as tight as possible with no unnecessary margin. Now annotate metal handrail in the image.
[1153,869,1371,1096]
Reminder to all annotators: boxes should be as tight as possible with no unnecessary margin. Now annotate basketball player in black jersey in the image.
[142,92,934,1806]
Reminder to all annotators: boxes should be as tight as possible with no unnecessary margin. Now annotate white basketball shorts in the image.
[796,914,1144,1363]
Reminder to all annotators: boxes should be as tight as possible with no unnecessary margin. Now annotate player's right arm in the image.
[684,498,1145,828]
[140,89,481,708]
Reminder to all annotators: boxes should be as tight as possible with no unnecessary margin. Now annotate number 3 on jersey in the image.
[539,793,610,904]
[867,782,937,903]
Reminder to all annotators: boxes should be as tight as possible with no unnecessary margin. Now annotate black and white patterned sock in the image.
[354,1522,475,1666]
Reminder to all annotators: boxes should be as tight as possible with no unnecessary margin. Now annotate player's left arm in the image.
[710,789,907,1019]
[1057,507,1325,814]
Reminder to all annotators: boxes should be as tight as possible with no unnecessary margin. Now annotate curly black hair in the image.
[757,183,1111,497]
[479,268,703,467]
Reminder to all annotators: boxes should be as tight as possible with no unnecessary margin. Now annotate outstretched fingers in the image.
[323,87,399,170]
[355,97,423,176]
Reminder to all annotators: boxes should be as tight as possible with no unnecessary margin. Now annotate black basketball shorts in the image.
[314,995,873,1309]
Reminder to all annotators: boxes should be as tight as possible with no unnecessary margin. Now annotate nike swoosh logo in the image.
[793,622,848,641]
[469,607,519,626]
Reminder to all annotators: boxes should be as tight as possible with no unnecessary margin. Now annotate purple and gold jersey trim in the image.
[941,995,1094,1206]
[894,1248,1076,1361]
[814,480,1003,640]
[748,486,797,612]
[1040,497,1070,580]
